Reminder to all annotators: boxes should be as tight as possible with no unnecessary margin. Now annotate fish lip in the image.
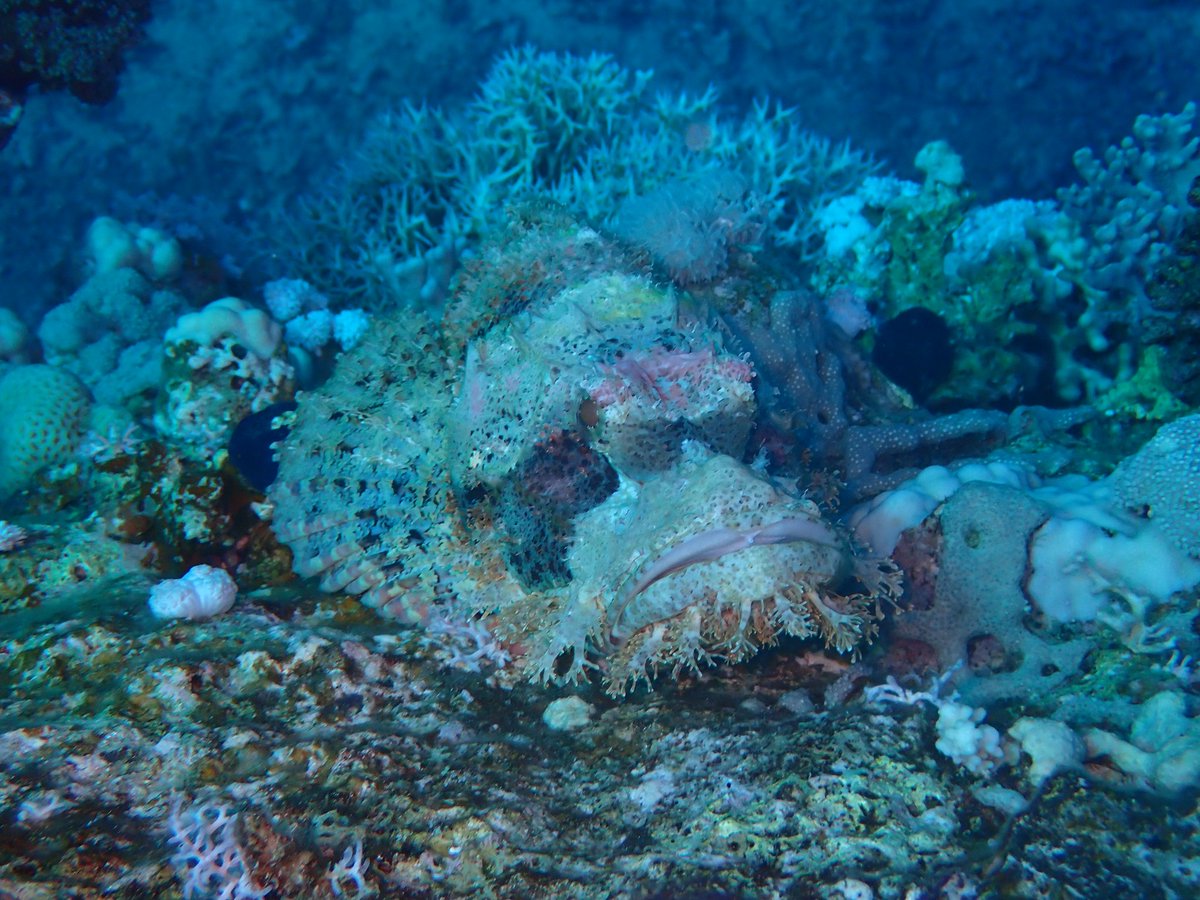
[606,514,840,646]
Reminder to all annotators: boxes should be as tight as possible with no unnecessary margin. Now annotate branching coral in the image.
[280,48,881,310]
[1059,103,1200,315]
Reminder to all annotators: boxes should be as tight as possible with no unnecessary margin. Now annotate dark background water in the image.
[2,0,1196,318]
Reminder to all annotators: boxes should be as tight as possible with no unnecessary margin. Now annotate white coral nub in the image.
[0,521,27,552]
[149,565,238,621]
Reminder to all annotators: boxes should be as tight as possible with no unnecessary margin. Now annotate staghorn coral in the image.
[270,211,899,695]
[470,46,652,190]
[281,49,881,310]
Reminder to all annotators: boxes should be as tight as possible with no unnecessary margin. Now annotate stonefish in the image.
[270,205,900,694]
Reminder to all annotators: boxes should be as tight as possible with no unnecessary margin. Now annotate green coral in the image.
[877,180,967,315]
[1095,345,1188,421]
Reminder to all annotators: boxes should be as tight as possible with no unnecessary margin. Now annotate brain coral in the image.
[0,364,92,501]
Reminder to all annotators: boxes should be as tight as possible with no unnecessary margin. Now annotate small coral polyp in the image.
[270,209,898,694]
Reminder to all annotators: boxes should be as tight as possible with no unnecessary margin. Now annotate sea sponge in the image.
[0,364,92,501]
[148,565,237,621]
[86,216,183,282]
[164,297,282,360]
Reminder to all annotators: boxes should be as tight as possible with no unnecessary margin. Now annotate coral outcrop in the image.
[0,363,92,502]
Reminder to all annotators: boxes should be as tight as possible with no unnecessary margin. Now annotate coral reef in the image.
[1059,103,1200,315]
[1,586,1198,898]
[2,38,1199,900]
[715,282,1090,499]
[0,0,151,101]
[810,110,1200,421]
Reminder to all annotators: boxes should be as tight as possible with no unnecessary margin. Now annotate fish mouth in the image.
[607,514,840,645]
